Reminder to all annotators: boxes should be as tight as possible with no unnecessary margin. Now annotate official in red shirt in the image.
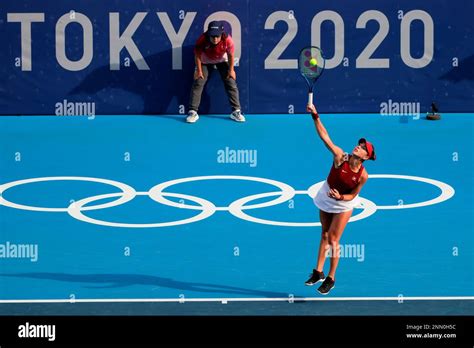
[304,102,376,295]
[186,21,245,123]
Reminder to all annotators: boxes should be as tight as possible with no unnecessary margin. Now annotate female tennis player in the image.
[305,103,376,295]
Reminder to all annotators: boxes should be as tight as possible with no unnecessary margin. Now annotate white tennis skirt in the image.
[313,181,361,213]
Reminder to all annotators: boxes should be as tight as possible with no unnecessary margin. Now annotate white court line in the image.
[0,296,473,304]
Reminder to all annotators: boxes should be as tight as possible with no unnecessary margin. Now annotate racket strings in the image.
[298,47,325,81]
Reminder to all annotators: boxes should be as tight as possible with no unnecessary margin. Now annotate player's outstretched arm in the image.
[307,103,344,163]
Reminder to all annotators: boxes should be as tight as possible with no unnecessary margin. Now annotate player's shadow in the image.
[439,54,474,82]
[68,46,214,115]
[1,272,291,298]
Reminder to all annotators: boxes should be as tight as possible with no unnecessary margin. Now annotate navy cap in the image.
[207,21,224,36]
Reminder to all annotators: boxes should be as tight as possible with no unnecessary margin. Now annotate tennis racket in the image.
[298,46,325,105]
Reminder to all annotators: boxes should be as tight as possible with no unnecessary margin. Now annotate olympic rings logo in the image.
[0,175,455,228]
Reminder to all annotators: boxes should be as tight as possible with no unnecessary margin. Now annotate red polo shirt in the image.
[194,34,234,64]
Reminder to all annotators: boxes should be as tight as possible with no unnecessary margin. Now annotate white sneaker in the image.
[230,109,245,122]
[186,110,199,123]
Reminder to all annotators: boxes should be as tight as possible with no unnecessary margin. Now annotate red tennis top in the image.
[327,155,364,194]
[194,34,234,64]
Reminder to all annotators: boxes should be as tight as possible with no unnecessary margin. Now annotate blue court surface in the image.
[0,113,473,315]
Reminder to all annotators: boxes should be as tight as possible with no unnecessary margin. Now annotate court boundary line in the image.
[1,296,473,304]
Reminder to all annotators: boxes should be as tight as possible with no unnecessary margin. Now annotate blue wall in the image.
[0,0,473,115]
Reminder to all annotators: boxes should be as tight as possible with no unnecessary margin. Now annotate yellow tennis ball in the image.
[310,58,317,66]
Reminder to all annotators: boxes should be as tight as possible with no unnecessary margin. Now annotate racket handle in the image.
[308,92,313,106]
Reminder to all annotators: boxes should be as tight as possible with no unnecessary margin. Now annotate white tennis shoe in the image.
[186,110,199,123]
[230,109,245,122]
